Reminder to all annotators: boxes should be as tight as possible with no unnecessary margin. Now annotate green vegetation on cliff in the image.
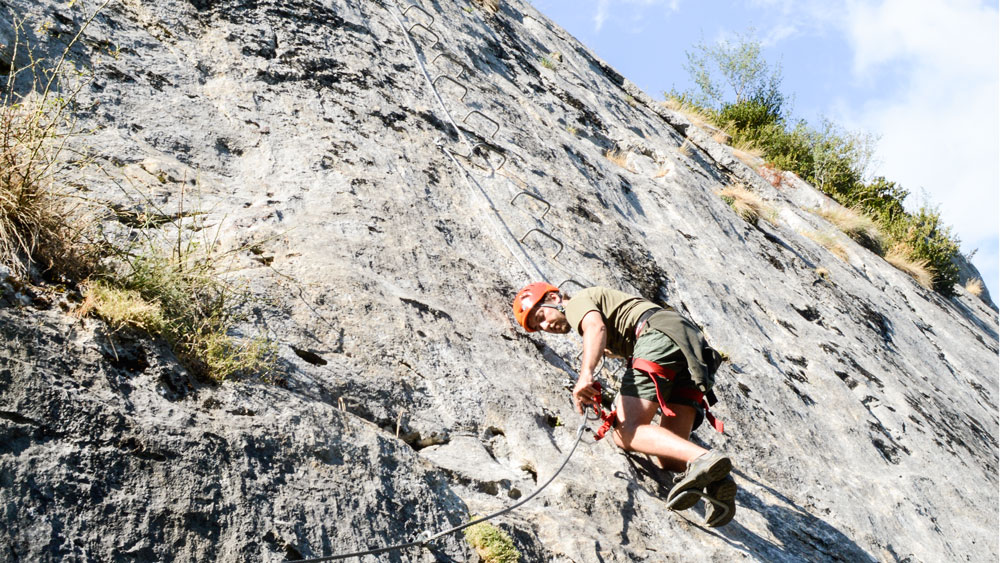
[670,30,961,295]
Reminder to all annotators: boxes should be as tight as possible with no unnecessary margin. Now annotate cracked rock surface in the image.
[1,0,997,561]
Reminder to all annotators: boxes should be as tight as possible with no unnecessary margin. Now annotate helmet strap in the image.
[538,303,565,314]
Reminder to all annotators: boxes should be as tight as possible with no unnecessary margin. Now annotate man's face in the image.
[526,294,571,334]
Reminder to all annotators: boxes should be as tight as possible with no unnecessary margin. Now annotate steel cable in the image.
[289,409,593,562]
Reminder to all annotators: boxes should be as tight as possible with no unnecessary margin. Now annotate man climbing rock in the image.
[512,282,736,526]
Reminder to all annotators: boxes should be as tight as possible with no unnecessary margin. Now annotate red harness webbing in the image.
[631,358,724,434]
[590,382,618,440]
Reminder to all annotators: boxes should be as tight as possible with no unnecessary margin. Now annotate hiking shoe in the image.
[666,476,700,511]
[704,474,737,527]
[666,451,732,511]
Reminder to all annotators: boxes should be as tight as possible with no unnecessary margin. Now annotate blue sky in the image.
[531,0,1000,303]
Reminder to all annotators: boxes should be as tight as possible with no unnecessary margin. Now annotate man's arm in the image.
[572,310,607,414]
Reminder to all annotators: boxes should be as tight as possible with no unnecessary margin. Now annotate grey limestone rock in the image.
[0,0,997,561]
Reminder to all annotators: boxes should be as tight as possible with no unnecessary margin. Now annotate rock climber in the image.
[512,282,736,526]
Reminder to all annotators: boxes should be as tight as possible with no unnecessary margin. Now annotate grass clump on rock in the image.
[885,243,935,290]
[718,185,773,225]
[803,230,849,262]
[1,9,274,382]
[79,245,276,381]
[0,96,98,281]
[815,206,884,254]
[464,521,520,563]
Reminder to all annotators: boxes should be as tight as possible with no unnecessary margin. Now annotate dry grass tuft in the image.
[2,2,273,383]
[965,277,984,297]
[653,164,671,178]
[473,0,500,14]
[718,185,768,224]
[712,130,731,144]
[663,96,716,130]
[677,138,693,157]
[76,281,165,333]
[815,206,884,254]
[82,248,277,382]
[803,230,849,261]
[605,148,635,172]
[0,98,97,279]
[733,146,764,169]
[885,243,934,289]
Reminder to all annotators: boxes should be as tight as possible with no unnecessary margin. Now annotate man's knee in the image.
[613,421,642,450]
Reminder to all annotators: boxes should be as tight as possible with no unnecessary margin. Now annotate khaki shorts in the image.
[619,329,705,429]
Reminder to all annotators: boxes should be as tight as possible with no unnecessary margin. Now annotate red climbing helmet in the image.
[513,282,560,332]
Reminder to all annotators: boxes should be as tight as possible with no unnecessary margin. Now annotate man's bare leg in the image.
[612,395,707,472]
[657,403,698,471]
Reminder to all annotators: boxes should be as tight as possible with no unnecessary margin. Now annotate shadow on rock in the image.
[706,470,876,562]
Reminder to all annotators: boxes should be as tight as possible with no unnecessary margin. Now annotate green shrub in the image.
[672,28,963,296]
[719,96,781,133]
[884,206,960,294]
[464,522,520,563]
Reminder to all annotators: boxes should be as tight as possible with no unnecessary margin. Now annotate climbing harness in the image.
[289,408,596,562]
[631,357,724,434]
[633,308,725,434]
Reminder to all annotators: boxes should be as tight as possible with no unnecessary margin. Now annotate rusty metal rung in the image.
[519,228,563,259]
[558,279,587,292]
[408,23,440,48]
[469,143,506,171]
[463,110,500,138]
[511,191,550,219]
[432,74,468,102]
[431,52,465,77]
[402,4,435,27]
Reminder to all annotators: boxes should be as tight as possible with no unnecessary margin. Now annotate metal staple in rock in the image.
[387,1,591,289]
[289,410,593,562]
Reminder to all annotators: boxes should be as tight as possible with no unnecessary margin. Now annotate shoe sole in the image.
[708,477,737,501]
[705,476,737,526]
[667,455,732,511]
[705,496,736,527]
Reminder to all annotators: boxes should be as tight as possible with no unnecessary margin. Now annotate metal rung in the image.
[574,350,607,377]
[445,144,505,173]
[432,74,467,102]
[511,191,550,219]
[431,52,465,77]
[469,143,506,171]
[408,23,440,48]
[402,4,435,26]
[463,110,500,138]
[558,279,587,292]
[519,228,563,259]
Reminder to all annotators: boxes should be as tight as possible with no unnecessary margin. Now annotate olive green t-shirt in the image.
[564,287,659,358]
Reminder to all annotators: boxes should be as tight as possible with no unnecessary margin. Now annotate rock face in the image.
[1,1,997,562]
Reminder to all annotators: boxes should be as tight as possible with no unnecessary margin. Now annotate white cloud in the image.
[589,0,683,33]
[760,24,799,47]
[839,0,999,246]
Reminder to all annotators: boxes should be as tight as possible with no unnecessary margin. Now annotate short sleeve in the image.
[564,290,601,335]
